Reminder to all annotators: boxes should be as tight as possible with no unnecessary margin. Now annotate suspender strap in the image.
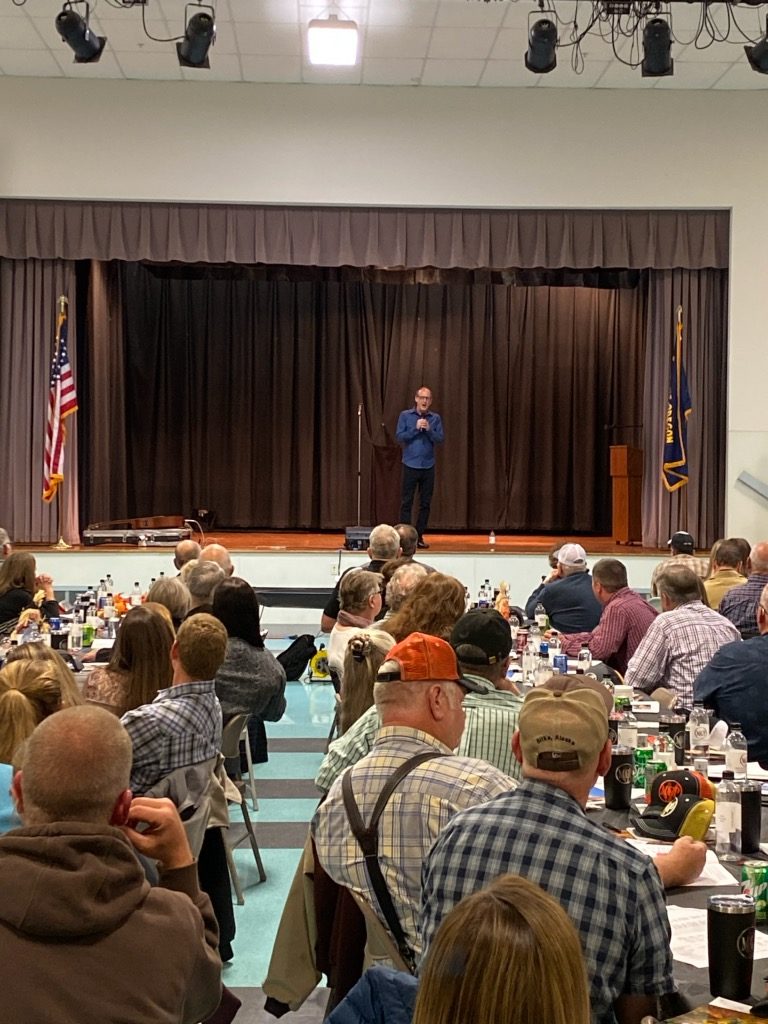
[341,750,445,973]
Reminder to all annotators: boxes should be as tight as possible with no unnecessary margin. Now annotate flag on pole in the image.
[662,305,692,493]
[43,298,78,503]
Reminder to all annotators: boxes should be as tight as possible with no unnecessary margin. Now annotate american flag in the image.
[42,300,78,503]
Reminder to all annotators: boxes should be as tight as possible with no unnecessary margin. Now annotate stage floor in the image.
[67,530,661,555]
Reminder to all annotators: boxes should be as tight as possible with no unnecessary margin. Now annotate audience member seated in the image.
[200,543,235,577]
[626,565,740,708]
[650,531,710,597]
[524,543,602,633]
[394,524,435,572]
[121,613,226,794]
[181,559,226,617]
[0,552,60,627]
[321,524,401,633]
[704,537,749,609]
[4,642,84,708]
[315,610,523,791]
[719,540,768,639]
[85,603,175,717]
[147,575,191,628]
[383,573,466,644]
[339,630,395,735]
[174,538,201,572]
[0,527,10,560]
[0,659,64,833]
[211,576,287,769]
[420,683,701,1024]
[312,633,512,962]
[328,570,385,677]
[553,558,657,675]
[0,706,222,1022]
[382,562,428,618]
[328,874,590,1024]
[695,582,768,767]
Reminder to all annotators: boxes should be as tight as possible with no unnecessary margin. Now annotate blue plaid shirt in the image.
[421,779,675,1024]
[719,573,768,639]
[121,680,223,794]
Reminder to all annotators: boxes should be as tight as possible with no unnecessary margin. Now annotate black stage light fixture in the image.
[525,17,557,74]
[745,17,768,73]
[177,5,216,68]
[641,17,673,78]
[55,2,106,64]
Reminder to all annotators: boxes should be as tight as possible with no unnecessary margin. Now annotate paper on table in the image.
[626,840,739,888]
[666,905,768,967]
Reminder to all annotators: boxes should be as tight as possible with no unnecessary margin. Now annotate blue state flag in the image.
[662,307,692,493]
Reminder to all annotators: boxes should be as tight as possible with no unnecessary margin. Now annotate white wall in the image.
[3,78,766,538]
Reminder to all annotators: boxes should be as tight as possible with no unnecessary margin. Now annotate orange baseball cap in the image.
[377,632,485,693]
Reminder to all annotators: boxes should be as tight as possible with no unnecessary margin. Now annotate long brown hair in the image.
[413,874,591,1024]
[107,603,175,710]
[0,660,62,763]
[383,573,466,643]
[0,552,36,598]
[5,643,84,709]
[339,629,394,734]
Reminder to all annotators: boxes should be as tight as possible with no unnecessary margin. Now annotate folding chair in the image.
[220,713,267,902]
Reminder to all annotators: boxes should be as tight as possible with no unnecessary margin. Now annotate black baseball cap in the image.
[668,531,695,553]
[450,609,512,666]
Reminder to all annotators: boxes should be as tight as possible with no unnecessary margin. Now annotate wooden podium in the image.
[609,445,643,544]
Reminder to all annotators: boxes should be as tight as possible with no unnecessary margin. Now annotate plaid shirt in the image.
[650,553,710,597]
[311,726,514,956]
[625,601,740,707]
[121,680,223,794]
[719,573,768,639]
[420,779,675,1024]
[559,587,658,676]
[314,680,524,793]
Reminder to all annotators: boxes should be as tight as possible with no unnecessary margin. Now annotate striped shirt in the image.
[311,726,514,956]
[559,587,658,676]
[121,680,223,794]
[625,601,740,707]
[421,779,675,1024]
[314,679,524,793]
[650,553,710,597]
[719,573,768,639]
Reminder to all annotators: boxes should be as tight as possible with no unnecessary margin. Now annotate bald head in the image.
[17,706,132,825]
[200,543,234,576]
[750,542,768,575]
[174,539,201,570]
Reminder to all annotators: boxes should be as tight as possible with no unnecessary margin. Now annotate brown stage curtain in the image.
[0,200,728,270]
[0,258,80,545]
[83,262,646,534]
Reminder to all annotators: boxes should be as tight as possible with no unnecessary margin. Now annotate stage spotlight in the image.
[744,17,768,73]
[525,18,557,73]
[177,6,216,69]
[307,14,359,66]
[55,2,106,64]
[641,17,673,77]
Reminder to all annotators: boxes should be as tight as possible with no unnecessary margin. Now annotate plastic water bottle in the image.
[548,633,561,663]
[488,530,496,548]
[534,602,548,630]
[97,579,107,609]
[725,723,748,781]
[130,582,142,607]
[715,770,742,862]
[617,700,638,749]
[688,703,711,757]
[576,645,592,674]
[522,638,538,682]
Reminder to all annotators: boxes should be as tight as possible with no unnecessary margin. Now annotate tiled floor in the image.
[224,669,336,998]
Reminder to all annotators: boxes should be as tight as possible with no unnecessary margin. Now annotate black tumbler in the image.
[604,746,634,811]
[741,782,762,856]
[660,714,687,767]
[707,894,756,1001]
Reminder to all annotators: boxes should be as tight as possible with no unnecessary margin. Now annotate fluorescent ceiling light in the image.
[307,14,358,66]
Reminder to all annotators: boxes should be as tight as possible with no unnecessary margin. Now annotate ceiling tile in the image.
[712,59,768,89]
[593,58,655,89]
[234,21,301,55]
[59,50,125,78]
[86,18,176,53]
[0,15,49,48]
[653,61,732,89]
[0,48,64,75]
[181,53,242,80]
[362,57,424,85]
[301,61,363,85]
[116,50,185,79]
[366,0,439,29]
[365,25,432,60]
[224,0,297,21]
[420,58,485,86]
[537,59,613,89]
[675,40,751,64]
[489,28,533,62]
[478,59,539,87]
[428,26,498,60]
[434,0,508,29]
[239,53,302,81]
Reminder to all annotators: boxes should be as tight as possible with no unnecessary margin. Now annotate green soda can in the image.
[634,747,653,789]
[644,761,666,805]
[741,861,768,924]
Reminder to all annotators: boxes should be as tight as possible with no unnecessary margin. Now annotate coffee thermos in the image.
[707,894,755,1001]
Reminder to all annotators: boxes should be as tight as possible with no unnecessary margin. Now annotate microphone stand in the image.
[356,404,362,527]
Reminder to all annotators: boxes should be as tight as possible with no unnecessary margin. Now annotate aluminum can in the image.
[633,747,653,788]
[741,861,768,924]
[553,654,569,674]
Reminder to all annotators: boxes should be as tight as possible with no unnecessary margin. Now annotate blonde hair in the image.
[414,874,590,1024]
[4,643,84,709]
[339,630,394,734]
[0,660,63,763]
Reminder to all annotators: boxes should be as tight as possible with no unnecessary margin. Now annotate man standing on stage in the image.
[396,386,444,550]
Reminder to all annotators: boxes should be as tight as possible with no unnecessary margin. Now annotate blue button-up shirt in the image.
[395,408,444,468]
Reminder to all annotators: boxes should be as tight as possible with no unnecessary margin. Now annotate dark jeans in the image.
[400,464,435,539]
